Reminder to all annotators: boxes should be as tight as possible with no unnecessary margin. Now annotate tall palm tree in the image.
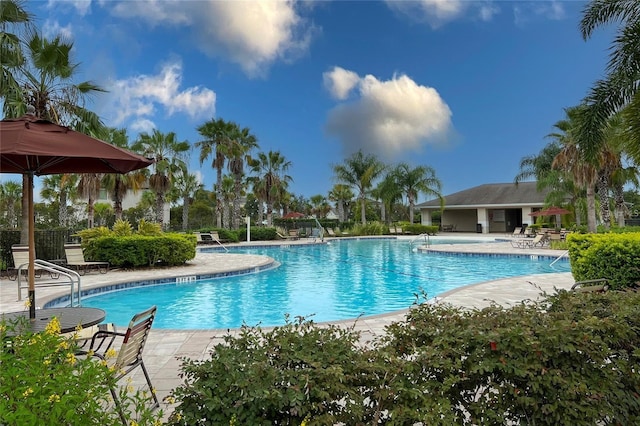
[227,125,258,229]
[328,184,354,223]
[309,194,331,218]
[133,129,189,226]
[220,174,235,228]
[392,163,443,224]
[195,118,236,228]
[248,150,292,226]
[551,107,599,232]
[0,0,32,99]
[333,151,385,225]
[0,179,22,228]
[170,164,202,231]
[2,30,104,242]
[101,128,148,221]
[76,173,102,228]
[577,0,640,161]
[40,174,78,227]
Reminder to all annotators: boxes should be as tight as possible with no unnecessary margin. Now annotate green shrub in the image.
[169,316,376,425]
[170,291,640,425]
[380,290,640,425]
[402,223,438,235]
[112,219,134,236]
[0,317,163,425]
[351,221,386,235]
[245,226,278,241]
[87,234,196,267]
[137,219,162,236]
[567,233,640,289]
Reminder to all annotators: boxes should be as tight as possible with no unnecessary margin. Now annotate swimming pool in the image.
[80,238,569,329]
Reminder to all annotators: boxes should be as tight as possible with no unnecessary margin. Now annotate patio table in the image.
[1,307,106,334]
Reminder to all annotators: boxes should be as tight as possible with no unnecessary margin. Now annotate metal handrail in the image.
[409,233,431,247]
[17,260,82,306]
[549,250,569,267]
[312,217,325,242]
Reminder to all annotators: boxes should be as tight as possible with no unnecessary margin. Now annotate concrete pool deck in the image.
[0,234,575,415]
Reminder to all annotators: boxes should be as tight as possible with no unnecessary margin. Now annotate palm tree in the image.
[227,125,258,229]
[101,128,148,221]
[328,184,354,223]
[0,0,32,100]
[248,150,292,226]
[220,174,235,228]
[551,107,599,232]
[393,163,443,224]
[171,164,202,231]
[372,173,402,224]
[0,180,22,228]
[133,129,189,227]
[333,151,385,225]
[195,118,236,228]
[577,0,640,161]
[2,30,104,242]
[76,173,102,228]
[309,194,331,218]
[40,174,78,227]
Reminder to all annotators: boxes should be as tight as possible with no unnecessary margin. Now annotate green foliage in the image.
[169,316,377,425]
[402,223,438,235]
[112,219,133,236]
[567,233,640,289]
[74,226,113,242]
[88,234,196,267]
[0,317,162,425]
[137,219,162,236]
[244,226,278,241]
[380,290,640,425]
[169,291,640,425]
[350,221,386,235]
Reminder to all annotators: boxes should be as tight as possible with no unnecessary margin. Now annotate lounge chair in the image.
[326,228,337,237]
[64,243,109,275]
[195,232,215,244]
[77,306,160,424]
[288,229,300,240]
[508,227,523,238]
[510,234,547,249]
[571,279,609,293]
[8,244,60,280]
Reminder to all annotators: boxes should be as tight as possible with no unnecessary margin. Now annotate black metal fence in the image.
[0,229,77,271]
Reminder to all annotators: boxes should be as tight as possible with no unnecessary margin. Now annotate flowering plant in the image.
[0,316,163,425]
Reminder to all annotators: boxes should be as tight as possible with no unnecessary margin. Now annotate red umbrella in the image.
[282,212,305,219]
[0,114,153,318]
[529,206,571,228]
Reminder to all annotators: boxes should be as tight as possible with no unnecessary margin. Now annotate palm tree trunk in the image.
[215,169,223,228]
[360,196,366,225]
[596,175,611,229]
[182,197,189,230]
[586,185,597,233]
[233,177,241,229]
[613,183,627,227]
[156,192,165,226]
[87,195,95,228]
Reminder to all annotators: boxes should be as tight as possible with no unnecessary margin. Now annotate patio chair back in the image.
[114,305,156,373]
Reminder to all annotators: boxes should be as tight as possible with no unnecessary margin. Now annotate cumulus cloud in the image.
[386,0,468,28]
[324,68,453,158]
[42,20,74,40]
[514,1,566,26]
[323,67,360,100]
[102,60,216,128]
[109,0,315,77]
[46,0,92,16]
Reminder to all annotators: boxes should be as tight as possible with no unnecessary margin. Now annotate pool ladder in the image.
[409,233,431,248]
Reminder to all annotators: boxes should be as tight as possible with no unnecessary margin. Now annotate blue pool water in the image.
[81,238,569,329]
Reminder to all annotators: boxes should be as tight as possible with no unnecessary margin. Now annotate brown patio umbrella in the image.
[282,211,305,219]
[0,114,153,318]
[529,206,572,228]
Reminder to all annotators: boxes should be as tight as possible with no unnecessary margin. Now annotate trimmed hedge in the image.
[567,233,640,289]
[85,233,196,267]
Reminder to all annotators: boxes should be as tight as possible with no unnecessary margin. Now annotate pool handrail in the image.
[409,233,431,248]
[17,260,82,306]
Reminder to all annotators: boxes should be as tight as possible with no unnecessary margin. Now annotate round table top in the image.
[1,307,106,334]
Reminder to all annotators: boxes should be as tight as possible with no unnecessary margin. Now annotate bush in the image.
[402,223,439,235]
[378,290,640,425]
[169,316,377,425]
[350,221,387,235]
[567,233,640,289]
[87,234,196,267]
[170,290,640,425]
[0,316,162,425]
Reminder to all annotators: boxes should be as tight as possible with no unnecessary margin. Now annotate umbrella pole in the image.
[27,173,36,319]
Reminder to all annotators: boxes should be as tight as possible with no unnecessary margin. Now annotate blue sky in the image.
[13,0,614,203]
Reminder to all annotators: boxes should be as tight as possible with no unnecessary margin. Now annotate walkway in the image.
[0,234,575,417]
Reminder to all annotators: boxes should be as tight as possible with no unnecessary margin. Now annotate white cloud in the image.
[130,118,156,135]
[109,0,315,77]
[323,67,360,100]
[386,0,467,28]
[46,0,92,16]
[325,69,454,158]
[102,60,216,127]
[42,20,74,41]
[514,1,566,26]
